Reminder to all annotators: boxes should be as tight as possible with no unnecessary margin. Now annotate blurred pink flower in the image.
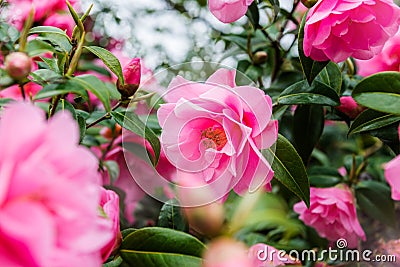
[384,154,400,201]
[7,0,77,29]
[378,239,400,262]
[202,238,253,267]
[43,13,75,36]
[335,96,365,119]
[157,69,278,199]
[248,243,301,266]
[208,0,254,23]
[294,186,366,248]
[100,188,121,262]
[357,30,400,76]
[0,102,112,266]
[0,82,41,100]
[303,0,400,62]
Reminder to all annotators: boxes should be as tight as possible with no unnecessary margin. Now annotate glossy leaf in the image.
[246,1,259,28]
[352,72,400,115]
[298,11,329,85]
[26,39,56,56]
[293,105,324,164]
[355,181,396,227]
[348,109,400,136]
[84,46,124,84]
[278,80,340,106]
[29,26,72,52]
[110,111,161,165]
[30,69,63,85]
[316,62,342,93]
[74,75,111,111]
[263,134,310,207]
[103,160,120,184]
[120,227,205,267]
[157,199,188,232]
[34,79,89,100]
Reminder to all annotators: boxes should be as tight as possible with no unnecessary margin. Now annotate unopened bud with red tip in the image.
[301,0,319,8]
[5,52,32,80]
[253,51,268,65]
[335,96,365,119]
[117,58,141,99]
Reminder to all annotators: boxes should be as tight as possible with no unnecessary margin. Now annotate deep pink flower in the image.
[208,0,254,23]
[100,188,121,261]
[357,30,400,76]
[0,82,41,100]
[384,155,400,201]
[335,96,365,119]
[43,13,75,36]
[303,0,400,62]
[293,186,366,248]
[0,102,113,266]
[248,243,301,266]
[122,58,141,86]
[157,69,278,200]
[202,238,253,267]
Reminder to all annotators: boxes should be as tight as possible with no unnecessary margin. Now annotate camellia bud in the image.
[117,58,141,99]
[184,202,225,237]
[301,0,319,8]
[253,51,268,65]
[4,52,32,80]
[335,96,365,119]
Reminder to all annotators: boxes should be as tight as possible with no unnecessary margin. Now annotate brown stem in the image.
[86,101,122,129]
[19,83,26,100]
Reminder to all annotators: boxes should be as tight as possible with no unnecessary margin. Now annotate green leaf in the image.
[34,79,89,100]
[103,160,120,184]
[110,111,161,165]
[0,98,15,108]
[348,109,400,136]
[77,114,86,143]
[74,75,111,111]
[246,1,259,28]
[308,166,343,187]
[29,26,72,52]
[355,181,396,227]
[278,80,340,106]
[120,227,205,267]
[352,72,400,115]
[293,105,324,164]
[30,69,62,85]
[316,62,342,93]
[26,39,56,56]
[157,199,189,232]
[84,46,124,84]
[298,11,329,85]
[262,134,310,207]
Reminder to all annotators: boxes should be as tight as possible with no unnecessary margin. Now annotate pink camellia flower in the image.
[100,188,122,261]
[384,155,400,201]
[0,82,41,100]
[357,30,400,76]
[249,243,301,266]
[43,13,75,36]
[0,102,113,266]
[157,69,278,201]
[202,238,253,267]
[303,0,400,63]
[208,0,254,23]
[293,186,366,248]
[335,96,365,119]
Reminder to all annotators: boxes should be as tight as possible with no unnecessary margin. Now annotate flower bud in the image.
[253,51,268,65]
[335,96,365,119]
[117,58,141,98]
[5,52,32,80]
[301,0,318,8]
[184,202,224,237]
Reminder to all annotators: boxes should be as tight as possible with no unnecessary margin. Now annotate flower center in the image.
[201,127,227,150]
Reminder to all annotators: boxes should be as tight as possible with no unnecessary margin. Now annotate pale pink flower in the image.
[384,154,400,201]
[293,186,366,248]
[157,69,278,199]
[249,243,301,266]
[303,0,400,62]
[208,0,254,23]
[202,238,253,267]
[43,13,75,36]
[100,188,121,261]
[335,96,365,119]
[0,102,113,266]
[357,30,400,76]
